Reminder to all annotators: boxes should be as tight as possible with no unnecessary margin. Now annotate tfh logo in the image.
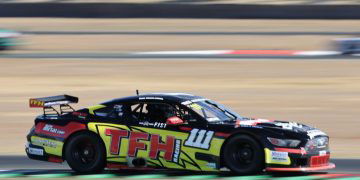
[105,129,180,162]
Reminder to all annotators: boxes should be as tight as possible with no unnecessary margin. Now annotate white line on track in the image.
[294,51,341,56]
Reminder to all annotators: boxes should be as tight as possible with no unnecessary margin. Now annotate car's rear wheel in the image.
[223,135,264,174]
[65,132,106,173]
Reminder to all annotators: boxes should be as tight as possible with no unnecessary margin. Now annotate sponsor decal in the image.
[42,124,65,135]
[184,128,214,149]
[206,162,217,169]
[35,122,86,138]
[173,139,181,163]
[139,97,164,100]
[271,151,289,161]
[29,99,45,108]
[44,101,71,106]
[275,122,303,130]
[105,129,177,162]
[235,118,271,127]
[154,122,167,128]
[319,150,327,156]
[29,99,72,107]
[139,121,167,128]
[27,147,44,156]
[307,129,327,139]
[32,138,58,148]
[265,148,291,165]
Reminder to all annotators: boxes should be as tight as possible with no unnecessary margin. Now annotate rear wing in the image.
[29,95,78,115]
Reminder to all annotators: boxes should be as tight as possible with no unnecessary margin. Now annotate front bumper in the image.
[265,147,335,172]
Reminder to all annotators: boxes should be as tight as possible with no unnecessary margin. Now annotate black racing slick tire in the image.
[65,132,106,173]
[223,135,264,174]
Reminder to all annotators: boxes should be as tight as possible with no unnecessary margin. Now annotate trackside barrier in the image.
[0,3,360,19]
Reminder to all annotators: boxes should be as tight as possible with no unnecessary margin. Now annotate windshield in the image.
[186,100,241,122]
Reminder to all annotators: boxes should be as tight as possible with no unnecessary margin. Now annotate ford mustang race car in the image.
[26,93,335,174]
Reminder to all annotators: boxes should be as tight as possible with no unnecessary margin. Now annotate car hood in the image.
[214,118,327,139]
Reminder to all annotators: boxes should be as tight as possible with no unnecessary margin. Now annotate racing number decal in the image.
[184,129,214,149]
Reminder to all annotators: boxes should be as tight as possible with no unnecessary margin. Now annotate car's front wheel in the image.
[223,135,264,174]
[65,132,106,173]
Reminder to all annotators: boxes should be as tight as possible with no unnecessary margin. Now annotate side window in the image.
[188,103,219,121]
[131,102,177,123]
[108,104,132,120]
[93,106,113,117]
[130,103,146,120]
[127,102,202,125]
[93,104,132,120]
[176,105,199,123]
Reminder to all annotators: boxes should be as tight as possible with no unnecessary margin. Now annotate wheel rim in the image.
[72,138,97,165]
[231,142,255,167]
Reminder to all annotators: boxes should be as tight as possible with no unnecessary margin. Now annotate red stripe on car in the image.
[274,147,306,155]
[215,132,230,138]
[48,156,63,163]
[179,127,192,131]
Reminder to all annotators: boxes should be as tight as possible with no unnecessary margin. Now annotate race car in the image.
[26,93,335,174]
[0,29,20,50]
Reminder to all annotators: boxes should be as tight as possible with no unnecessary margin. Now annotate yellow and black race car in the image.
[26,93,335,174]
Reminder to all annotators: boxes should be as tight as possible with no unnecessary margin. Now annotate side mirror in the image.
[166,116,184,125]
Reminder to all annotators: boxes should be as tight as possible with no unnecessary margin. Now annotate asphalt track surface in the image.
[0,156,359,178]
[0,156,358,172]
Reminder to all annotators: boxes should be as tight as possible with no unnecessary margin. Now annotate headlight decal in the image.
[305,137,329,152]
[267,137,301,148]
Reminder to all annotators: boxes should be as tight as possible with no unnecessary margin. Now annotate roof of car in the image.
[103,93,204,104]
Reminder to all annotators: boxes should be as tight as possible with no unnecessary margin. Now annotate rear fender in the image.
[30,121,87,158]
[34,122,87,139]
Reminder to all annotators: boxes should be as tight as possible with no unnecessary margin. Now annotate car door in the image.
[87,101,224,171]
[126,100,222,171]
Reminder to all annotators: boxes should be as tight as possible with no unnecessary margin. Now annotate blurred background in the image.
[0,0,359,162]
